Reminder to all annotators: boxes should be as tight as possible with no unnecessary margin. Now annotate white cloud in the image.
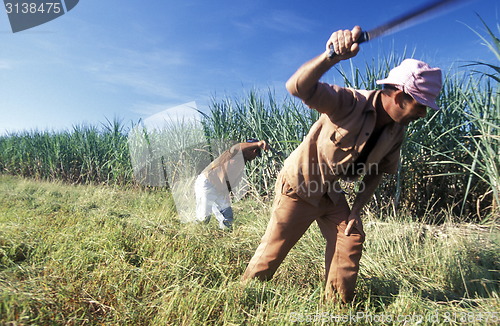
[95,71,183,99]
[84,47,190,98]
[263,10,316,33]
[234,10,316,34]
[0,60,13,70]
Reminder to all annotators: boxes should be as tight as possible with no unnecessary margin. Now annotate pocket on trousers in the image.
[274,172,300,205]
[351,224,366,242]
[280,176,294,195]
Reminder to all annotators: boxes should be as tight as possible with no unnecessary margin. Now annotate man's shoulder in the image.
[326,87,379,119]
[353,88,378,98]
[303,83,379,118]
[325,84,378,104]
[339,87,376,104]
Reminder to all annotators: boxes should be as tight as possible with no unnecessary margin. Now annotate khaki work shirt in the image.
[202,142,260,194]
[282,83,406,206]
[203,144,244,194]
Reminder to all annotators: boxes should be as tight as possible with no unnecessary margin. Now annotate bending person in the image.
[195,139,269,229]
[242,26,442,303]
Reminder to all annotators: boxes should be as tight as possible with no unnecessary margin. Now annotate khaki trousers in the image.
[242,174,365,303]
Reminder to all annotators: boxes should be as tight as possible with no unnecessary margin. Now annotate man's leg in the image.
[242,190,320,281]
[212,205,233,229]
[212,194,233,230]
[316,194,365,303]
[194,174,212,223]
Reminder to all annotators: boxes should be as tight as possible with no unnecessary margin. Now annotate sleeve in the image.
[302,83,357,121]
[238,142,263,161]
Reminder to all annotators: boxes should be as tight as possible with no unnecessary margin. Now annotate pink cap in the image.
[376,59,443,110]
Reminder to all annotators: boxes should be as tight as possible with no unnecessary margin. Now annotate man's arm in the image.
[285,26,362,100]
[236,140,270,163]
[345,172,383,236]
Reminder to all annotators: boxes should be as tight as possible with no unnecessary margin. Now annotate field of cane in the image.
[0,20,499,325]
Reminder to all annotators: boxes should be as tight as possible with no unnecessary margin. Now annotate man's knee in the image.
[220,206,234,229]
[220,206,233,219]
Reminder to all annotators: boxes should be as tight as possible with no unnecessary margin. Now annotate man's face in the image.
[243,148,261,162]
[247,148,261,161]
[397,97,428,125]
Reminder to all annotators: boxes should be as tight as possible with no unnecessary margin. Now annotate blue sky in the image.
[0,0,497,134]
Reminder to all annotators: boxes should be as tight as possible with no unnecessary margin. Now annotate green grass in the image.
[1,175,498,325]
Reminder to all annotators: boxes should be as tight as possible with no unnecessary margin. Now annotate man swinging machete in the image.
[241,25,443,303]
